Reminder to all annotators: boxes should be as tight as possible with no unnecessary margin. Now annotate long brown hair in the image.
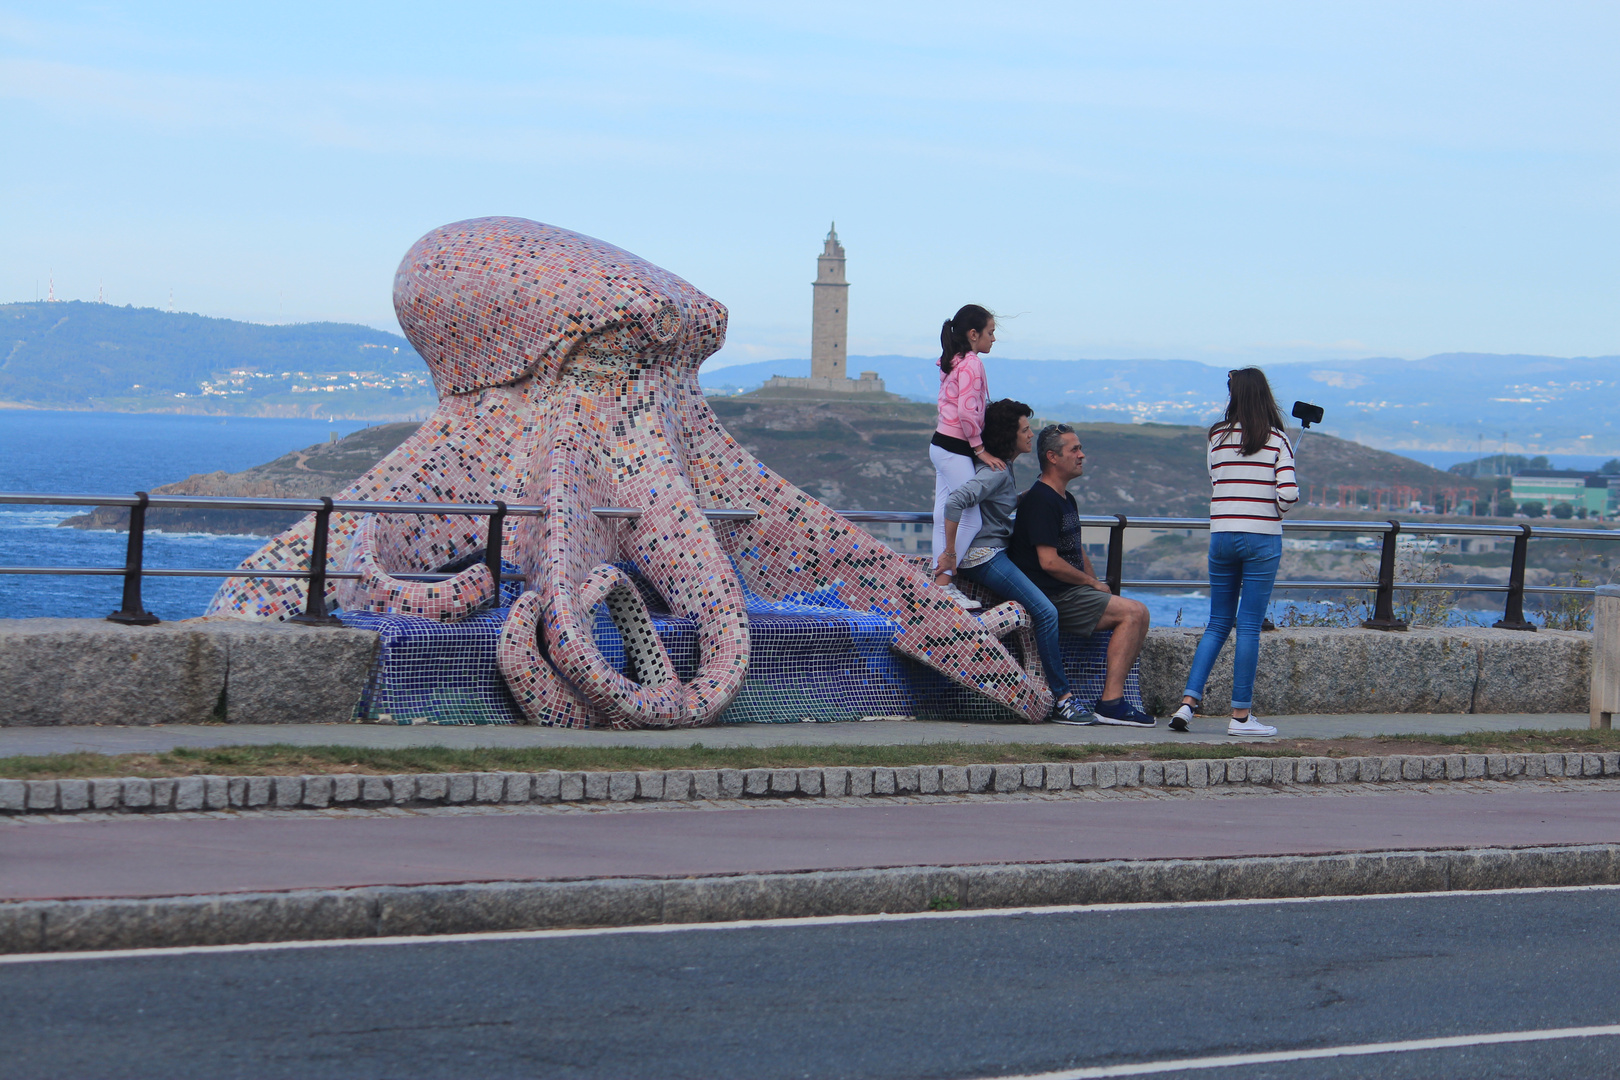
[1209,367,1285,456]
[939,304,992,375]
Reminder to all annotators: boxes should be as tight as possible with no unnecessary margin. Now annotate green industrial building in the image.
[1509,469,1613,517]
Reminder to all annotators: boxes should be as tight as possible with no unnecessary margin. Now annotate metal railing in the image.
[0,493,1613,632]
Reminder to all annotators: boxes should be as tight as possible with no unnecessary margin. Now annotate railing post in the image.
[1493,523,1537,631]
[1362,520,1409,631]
[107,491,159,625]
[291,497,341,626]
[484,500,508,604]
[1105,514,1127,596]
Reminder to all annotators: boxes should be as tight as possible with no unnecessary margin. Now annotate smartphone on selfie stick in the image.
[1291,400,1324,457]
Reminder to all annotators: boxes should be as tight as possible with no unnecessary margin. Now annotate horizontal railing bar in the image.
[827,510,936,524]
[0,567,526,582]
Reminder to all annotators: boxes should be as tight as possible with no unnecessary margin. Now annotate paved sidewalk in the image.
[0,713,1586,758]
[5,783,1618,902]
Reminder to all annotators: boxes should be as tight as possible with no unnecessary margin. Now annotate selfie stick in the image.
[1291,400,1325,459]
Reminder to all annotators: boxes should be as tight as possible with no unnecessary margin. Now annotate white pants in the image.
[930,442,980,574]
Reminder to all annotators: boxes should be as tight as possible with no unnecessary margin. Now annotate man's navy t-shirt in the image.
[1008,481,1086,597]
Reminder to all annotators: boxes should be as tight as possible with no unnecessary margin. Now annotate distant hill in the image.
[700,351,1620,454]
[0,301,436,419]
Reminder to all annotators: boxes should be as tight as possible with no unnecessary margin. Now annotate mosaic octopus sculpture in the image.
[209,217,1053,728]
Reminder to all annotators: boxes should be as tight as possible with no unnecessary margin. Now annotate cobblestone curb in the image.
[4,751,1617,816]
[3,843,1616,954]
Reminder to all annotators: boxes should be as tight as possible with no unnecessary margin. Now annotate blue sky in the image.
[2,1,1615,369]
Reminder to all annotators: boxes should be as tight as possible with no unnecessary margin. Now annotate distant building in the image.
[759,225,888,396]
[1510,470,1613,517]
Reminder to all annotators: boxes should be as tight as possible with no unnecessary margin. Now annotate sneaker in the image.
[937,581,981,610]
[1050,697,1097,726]
[1228,717,1278,737]
[1169,704,1195,733]
[1093,698,1157,727]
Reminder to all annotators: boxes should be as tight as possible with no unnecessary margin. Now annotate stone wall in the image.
[1137,626,1590,716]
[0,619,1591,726]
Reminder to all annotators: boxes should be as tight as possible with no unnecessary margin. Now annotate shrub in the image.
[1522,501,1545,519]
[1552,502,1575,519]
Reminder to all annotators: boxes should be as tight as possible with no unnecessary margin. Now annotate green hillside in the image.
[0,300,436,419]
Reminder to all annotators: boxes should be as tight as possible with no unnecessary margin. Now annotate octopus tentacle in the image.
[496,591,596,727]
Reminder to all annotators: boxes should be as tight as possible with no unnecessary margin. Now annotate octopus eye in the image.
[652,303,682,343]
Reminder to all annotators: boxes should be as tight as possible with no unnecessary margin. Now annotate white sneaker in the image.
[1169,704,1195,732]
[1228,717,1277,737]
[937,581,981,610]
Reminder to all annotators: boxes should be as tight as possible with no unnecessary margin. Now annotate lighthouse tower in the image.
[757,226,887,397]
[811,223,849,381]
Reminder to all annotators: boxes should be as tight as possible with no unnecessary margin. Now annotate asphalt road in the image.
[5,888,1620,1079]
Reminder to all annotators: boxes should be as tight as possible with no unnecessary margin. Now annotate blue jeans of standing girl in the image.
[1183,532,1282,711]
[959,550,1071,700]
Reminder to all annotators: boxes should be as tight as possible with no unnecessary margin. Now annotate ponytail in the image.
[939,304,992,375]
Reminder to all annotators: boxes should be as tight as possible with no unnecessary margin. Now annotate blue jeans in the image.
[1183,532,1282,711]
[959,550,1071,699]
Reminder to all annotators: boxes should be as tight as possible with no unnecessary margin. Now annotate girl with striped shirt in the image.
[1171,368,1298,737]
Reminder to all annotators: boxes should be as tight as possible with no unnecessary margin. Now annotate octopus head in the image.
[393,216,728,396]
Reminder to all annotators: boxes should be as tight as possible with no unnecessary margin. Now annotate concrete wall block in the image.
[607,772,637,802]
[1487,755,1510,779]
[210,621,380,725]
[357,776,388,803]
[939,766,968,794]
[1022,764,1045,789]
[1223,759,1247,784]
[1272,759,1296,785]
[54,779,89,811]
[1185,760,1207,788]
[663,771,693,800]
[893,766,919,794]
[1044,764,1072,791]
[820,768,849,797]
[0,778,23,811]
[1401,757,1424,782]
[1445,754,1466,780]
[1506,754,1526,778]
[330,775,360,804]
[1293,759,1316,785]
[1202,759,1224,785]
[173,776,206,811]
[847,769,874,797]
[1420,756,1443,781]
[273,776,303,808]
[992,765,1022,793]
[226,777,247,807]
[1604,753,1620,776]
[1071,762,1097,788]
[300,775,332,809]
[89,778,121,809]
[796,769,823,796]
[638,772,666,800]
[768,769,798,796]
[1094,761,1117,788]
[0,620,228,726]
[690,770,719,800]
[388,775,416,805]
[717,770,745,799]
[1584,754,1604,778]
[1524,755,1547,779]
[1247,759,1273,786]
[121,778,153,809]
[1465,755,1488,779]
[743,769,771,796]
[414,774,447,803]
[246,776,273,806]
[916,766,941,794]
[1314,758,1339,784]
[1470,627,1589,714]
[583,773,610,801]
[149,779,176,810]
[474,773,504,803]
[1142,762,1165,787]
[967,765,994,793]
[871,769,897,796]
[1116,762,1143,787]
[559,772,585,801]
[25,780,58,811]
[533,771,562,802]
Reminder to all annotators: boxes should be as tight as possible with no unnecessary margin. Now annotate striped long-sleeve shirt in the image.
[1208,424,1298,534]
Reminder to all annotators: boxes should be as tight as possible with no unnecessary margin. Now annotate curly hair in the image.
[981,398,1033,463]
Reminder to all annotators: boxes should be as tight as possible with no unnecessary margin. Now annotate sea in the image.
[0,409,1504,627]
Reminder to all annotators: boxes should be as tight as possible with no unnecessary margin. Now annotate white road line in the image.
[981,1023,1620,1078]
[3,881,1618,965]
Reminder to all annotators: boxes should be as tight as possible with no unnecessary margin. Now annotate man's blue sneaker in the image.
[1094,698,1157,727]
[1049,697,1096,725]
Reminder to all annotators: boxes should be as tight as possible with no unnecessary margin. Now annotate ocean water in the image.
[0,410,370,619]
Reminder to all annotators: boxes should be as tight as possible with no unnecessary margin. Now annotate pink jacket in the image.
[936,352,988,448]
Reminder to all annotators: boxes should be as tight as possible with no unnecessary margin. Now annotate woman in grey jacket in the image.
[939,399,1091,725]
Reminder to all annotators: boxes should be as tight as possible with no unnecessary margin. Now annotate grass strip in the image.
[1,728,1618,780]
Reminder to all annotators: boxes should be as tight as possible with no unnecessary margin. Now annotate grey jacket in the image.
[943,463,1019,549]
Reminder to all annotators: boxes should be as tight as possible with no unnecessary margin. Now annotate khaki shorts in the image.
[1049,584,1112,639]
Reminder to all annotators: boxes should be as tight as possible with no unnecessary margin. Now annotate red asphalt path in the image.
[5,788,1620,902]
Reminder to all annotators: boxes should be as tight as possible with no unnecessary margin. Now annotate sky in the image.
[2,1,1616,370]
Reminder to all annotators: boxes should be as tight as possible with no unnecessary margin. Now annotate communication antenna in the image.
[47,272,55,302]
[98,280,105,304]
[169,288,174,313]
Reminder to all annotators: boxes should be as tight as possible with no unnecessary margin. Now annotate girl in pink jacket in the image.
[930,304,1004,609]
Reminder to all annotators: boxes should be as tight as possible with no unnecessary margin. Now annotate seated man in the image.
[1007,423,1156,726]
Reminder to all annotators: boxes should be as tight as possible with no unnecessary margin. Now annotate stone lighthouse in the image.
[759,225,887,397]
[811,223,849,380]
